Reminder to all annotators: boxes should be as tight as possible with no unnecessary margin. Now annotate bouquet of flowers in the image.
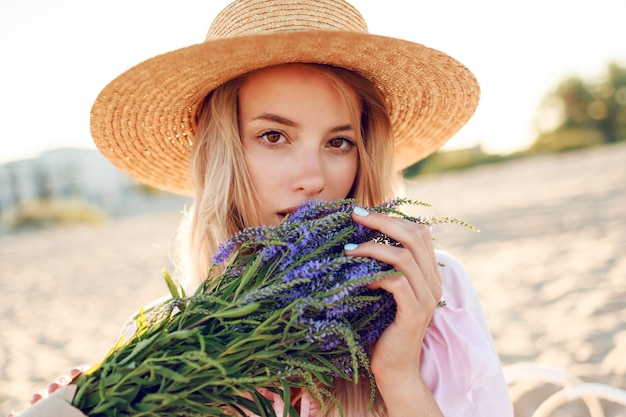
[21,198,474,417]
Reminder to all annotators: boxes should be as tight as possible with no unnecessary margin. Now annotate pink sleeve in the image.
[420,251,513,416]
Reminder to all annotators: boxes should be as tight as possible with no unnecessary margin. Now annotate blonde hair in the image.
[179,63,400,416]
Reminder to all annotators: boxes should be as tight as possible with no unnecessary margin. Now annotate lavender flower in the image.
[63,198,471,417]
[211,199,426,377]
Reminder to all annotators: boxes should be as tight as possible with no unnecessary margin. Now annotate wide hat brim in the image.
[90,30,480,196]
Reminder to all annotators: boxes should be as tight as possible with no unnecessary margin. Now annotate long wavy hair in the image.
[178,63,400,416]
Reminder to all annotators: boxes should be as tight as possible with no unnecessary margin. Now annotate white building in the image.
[0,149,189,231]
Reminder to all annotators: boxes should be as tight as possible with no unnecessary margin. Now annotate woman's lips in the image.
[277,206,299,220]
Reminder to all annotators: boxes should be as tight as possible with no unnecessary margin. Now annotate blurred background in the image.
[0,1,625,415]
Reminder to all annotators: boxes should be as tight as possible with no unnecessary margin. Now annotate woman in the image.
[25,0,513,415]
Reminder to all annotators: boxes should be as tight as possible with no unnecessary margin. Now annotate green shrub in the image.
[9,199,107,230]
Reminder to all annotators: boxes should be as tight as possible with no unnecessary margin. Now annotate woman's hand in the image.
[31,365,89,404]
[6,365,89,417]
[344,207,444,416]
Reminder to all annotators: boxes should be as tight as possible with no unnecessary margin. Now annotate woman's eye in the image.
[328,137,354,150]
[260,131,284,143]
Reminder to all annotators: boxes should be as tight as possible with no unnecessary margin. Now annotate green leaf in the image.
[89,395,129,415]
[280,378,292,417]
[233,252,263,299]
[135,307,148,336]
[211,302,261,319]
[118,333,161,366]
[163,268,180,299]
[149,365,190,383]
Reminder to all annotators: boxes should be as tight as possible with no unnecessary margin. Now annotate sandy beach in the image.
[1,143,625,416]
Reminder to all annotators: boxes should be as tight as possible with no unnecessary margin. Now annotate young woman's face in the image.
[239,65,360,226]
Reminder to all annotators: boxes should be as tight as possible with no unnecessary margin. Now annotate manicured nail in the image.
[31,391,45,405]
[344,243,359,251]
[353,207,369,217]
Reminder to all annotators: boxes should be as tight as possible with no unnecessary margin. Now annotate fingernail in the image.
[344,243,358,251]
[353,207,369,217]
[71,364,90,377]
[30,392,44,405]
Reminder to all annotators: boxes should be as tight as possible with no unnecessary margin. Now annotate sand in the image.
[1,143,625,416]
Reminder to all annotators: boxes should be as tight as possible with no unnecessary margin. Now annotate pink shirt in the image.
[248,251,513,416]
[421,251,512,416]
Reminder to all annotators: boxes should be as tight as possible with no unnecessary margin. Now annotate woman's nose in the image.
[293,151,325,196]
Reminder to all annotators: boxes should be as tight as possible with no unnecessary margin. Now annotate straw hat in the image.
[90,0,480,195]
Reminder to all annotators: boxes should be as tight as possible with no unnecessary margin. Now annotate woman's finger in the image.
[48,375,71,394]
[28,364,90,406]
[70,364,90,380]
[30,390,48,405]
[353,207,437,255]
[346,242,440,327]
[349,208,443,299]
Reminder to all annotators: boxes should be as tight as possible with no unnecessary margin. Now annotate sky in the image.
[0,0,624,164]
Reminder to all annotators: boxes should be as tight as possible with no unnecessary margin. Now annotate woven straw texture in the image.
[90,0,480,195]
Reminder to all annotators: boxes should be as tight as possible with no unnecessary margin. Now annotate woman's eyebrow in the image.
[329,124,353,133]
[253,113,298,127]
[253,113,353,133]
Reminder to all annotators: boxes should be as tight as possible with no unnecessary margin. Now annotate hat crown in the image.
[206,0,369,40]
